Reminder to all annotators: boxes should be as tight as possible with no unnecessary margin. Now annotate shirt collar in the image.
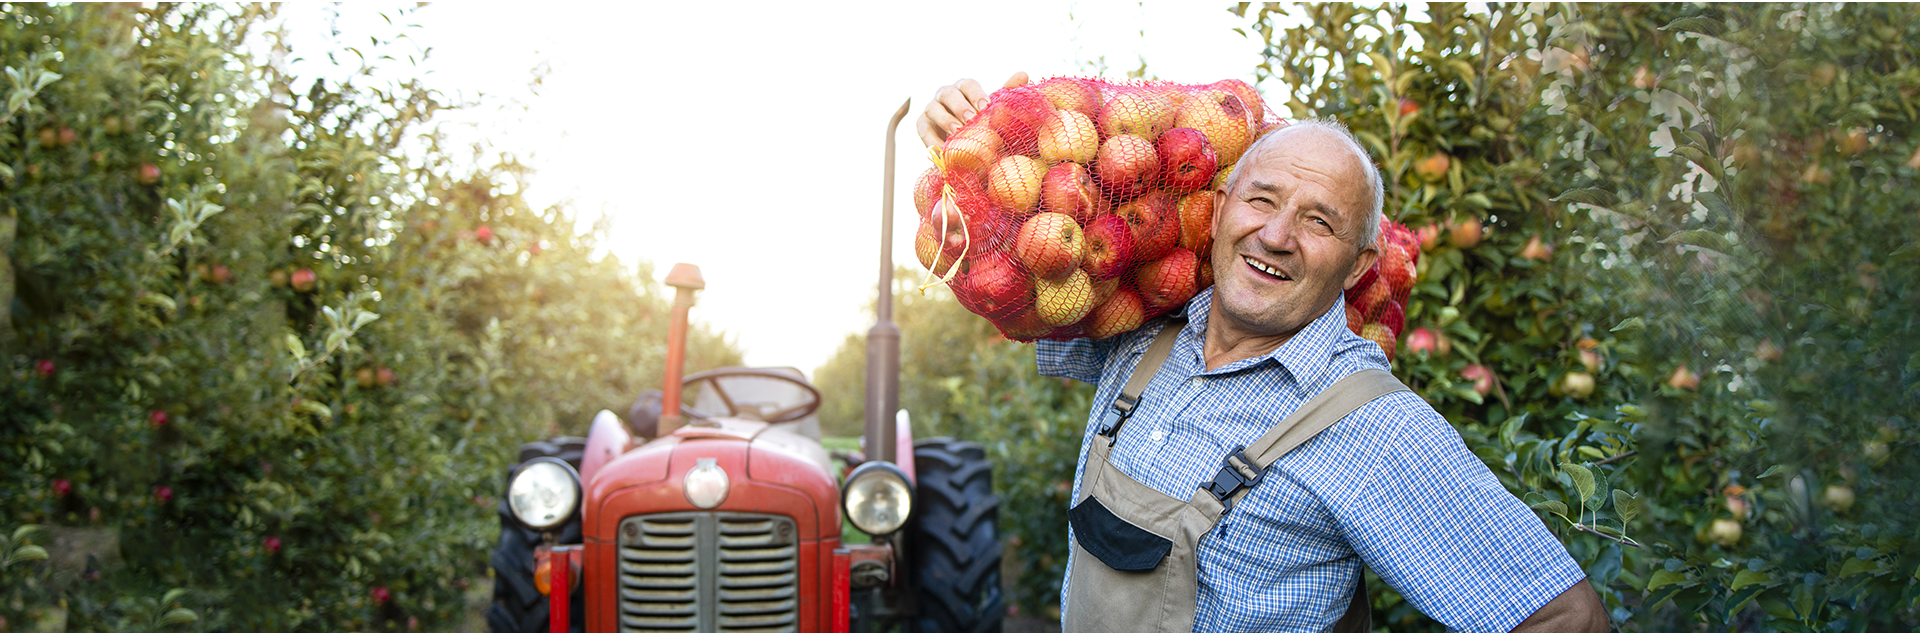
[1179,287,1355,398]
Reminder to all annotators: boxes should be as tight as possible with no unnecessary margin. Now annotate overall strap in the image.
[1095,318,1185,443]
[1198,368,1411,514]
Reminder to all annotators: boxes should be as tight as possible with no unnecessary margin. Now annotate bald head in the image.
[1223,119,1384,249]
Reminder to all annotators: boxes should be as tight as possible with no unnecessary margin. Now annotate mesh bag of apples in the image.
[916,76,1415,355]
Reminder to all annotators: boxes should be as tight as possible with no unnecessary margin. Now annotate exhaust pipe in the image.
[661,262,705,435]
[865,98,911,465]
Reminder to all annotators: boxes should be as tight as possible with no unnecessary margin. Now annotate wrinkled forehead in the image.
[1243,127,1374,211]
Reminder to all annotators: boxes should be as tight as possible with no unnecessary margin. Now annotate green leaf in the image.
[1561,462,1595,503]
[1500,414,1527,446]
[138,293,177,312]
[1839,557,1879,578]
[0,163,13,179]
[351,311,381,330]
[285,334,307,360]
[1660,16,1724,35]
[294,401,332,419]
[162,588,188,606]
[1613,489,1640,525]
[1610,317,1645,333]
[1577,445,1607,460]
[1732,569,1772,591]
[1756,465,1785,479]
[1552,187,1616,207]
[159,608,198,626]
[33,70,62,90]
[1530,500,1569,517]
[9,544,48,563]
[1660,229,1736,255]
[10,525,39,543]
[1647,568,1691,592]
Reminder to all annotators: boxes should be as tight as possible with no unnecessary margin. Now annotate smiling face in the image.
[1208,126,1379,342]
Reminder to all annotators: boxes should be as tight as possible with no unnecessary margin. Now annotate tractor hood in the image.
[582,416,839,538]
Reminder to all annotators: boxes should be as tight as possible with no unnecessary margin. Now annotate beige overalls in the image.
[1064,321,1411,632]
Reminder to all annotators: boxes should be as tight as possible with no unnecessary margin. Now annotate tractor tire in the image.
[487,438,586,633]
[908,438,1006,632]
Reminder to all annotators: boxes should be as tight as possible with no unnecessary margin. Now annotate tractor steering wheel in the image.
[676,367,823,424]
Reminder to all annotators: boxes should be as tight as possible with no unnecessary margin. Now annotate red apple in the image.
[1034,77,1101,114]
[957,251,1031,320]
[1353,278,1392,313]
[1398,98,1419,116]
[1096,90,1175,139]
[1415,224,1443,251]
[1448,217,1483,248]
[1725,495,1750,520]
[377,367,395,387]
[154,485,173,504]
[1578,349,1601,373]
[35,359,54,377]
[985,87,1051,155]
[58,127,75,146]
[1034,268,1095,327]
[1175,191,1214,254]
[1667,364,1698,390]
[1406,327,1441,356]
[1377,242,1415,296]
[1174,89,1254,164]
[136,163,160,184]
[1195,252,1215,290]
[1095,134,1158,199]
[291,268,317,292]
[1038,109,1100,165]
[1345,303,1364,335]
[475,225,494,245]
[1415,152,1451,181]
[1461,364,1494,396]
[1091,277,1120,305]
[988,155,1046,214]
[1519,235,1552,260]
[1360,323,1397,362]
[1136,248,1199,313]
[1086,288,1146,339]
[1157,127,1219,193]
[372,586,390,605]
[1379,299,1405,335]
[1080,213,1136,280]
[210,264,232,284]
[1000,306,1054,341]
[53,479,71,498]
[943,126,1003,174]
[149,410,169,429]
[1115,190,1177,262]
[1015,212,1087,279]
[265,536,282,555]
[1040,162,1100,223]
[1208,79,1267,124]
[913,167,943,218]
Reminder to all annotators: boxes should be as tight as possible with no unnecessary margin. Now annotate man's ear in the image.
[1343,244,1379,290]
[1211,189,1227,236]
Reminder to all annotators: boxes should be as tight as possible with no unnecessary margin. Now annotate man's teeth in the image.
[1245,256,1288,279]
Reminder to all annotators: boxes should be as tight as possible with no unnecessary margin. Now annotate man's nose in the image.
[1255,206,1301,253]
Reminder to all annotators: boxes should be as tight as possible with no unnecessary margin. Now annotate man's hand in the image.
[1512,577,1608,632]
[915,72,1029,147]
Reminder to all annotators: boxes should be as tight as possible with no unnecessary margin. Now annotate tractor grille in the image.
[617,512,799,632]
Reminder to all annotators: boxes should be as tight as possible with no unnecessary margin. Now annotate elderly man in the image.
[919,79,1608,632]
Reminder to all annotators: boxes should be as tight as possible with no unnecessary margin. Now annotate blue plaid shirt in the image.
[1039,288,1585,632]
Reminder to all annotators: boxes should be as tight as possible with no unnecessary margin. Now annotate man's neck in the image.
[1201,296,1330,371]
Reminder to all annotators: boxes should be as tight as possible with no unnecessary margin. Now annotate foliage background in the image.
[1,4,739,631]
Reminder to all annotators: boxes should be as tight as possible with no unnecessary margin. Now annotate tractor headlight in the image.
[508,458,581,532]
[843,462,913,536]
[683,458,730,509]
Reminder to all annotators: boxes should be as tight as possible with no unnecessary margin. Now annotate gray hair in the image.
[1222,118,1385,251]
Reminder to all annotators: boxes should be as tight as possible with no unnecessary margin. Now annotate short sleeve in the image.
[1035,337,1115,384]
[1336,397,1588,631]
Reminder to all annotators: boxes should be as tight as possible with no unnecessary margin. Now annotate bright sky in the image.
[277,2,1279,374]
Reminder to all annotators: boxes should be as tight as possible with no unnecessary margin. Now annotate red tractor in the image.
[485,101,1005,632]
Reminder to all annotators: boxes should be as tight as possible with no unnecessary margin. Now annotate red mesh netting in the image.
[916,76,1412,357]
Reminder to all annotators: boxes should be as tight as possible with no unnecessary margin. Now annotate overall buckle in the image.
[1097,394,1140,445]
[1201,446,1265,513]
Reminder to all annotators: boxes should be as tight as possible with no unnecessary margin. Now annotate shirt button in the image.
[1149,427,1167,443]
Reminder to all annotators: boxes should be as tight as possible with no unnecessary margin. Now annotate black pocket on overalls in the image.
[1069,495,1172,571]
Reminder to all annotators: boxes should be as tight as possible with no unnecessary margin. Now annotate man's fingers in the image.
[954,78,991,113]
[1002,71,1030,89]
[916,116,944,148]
